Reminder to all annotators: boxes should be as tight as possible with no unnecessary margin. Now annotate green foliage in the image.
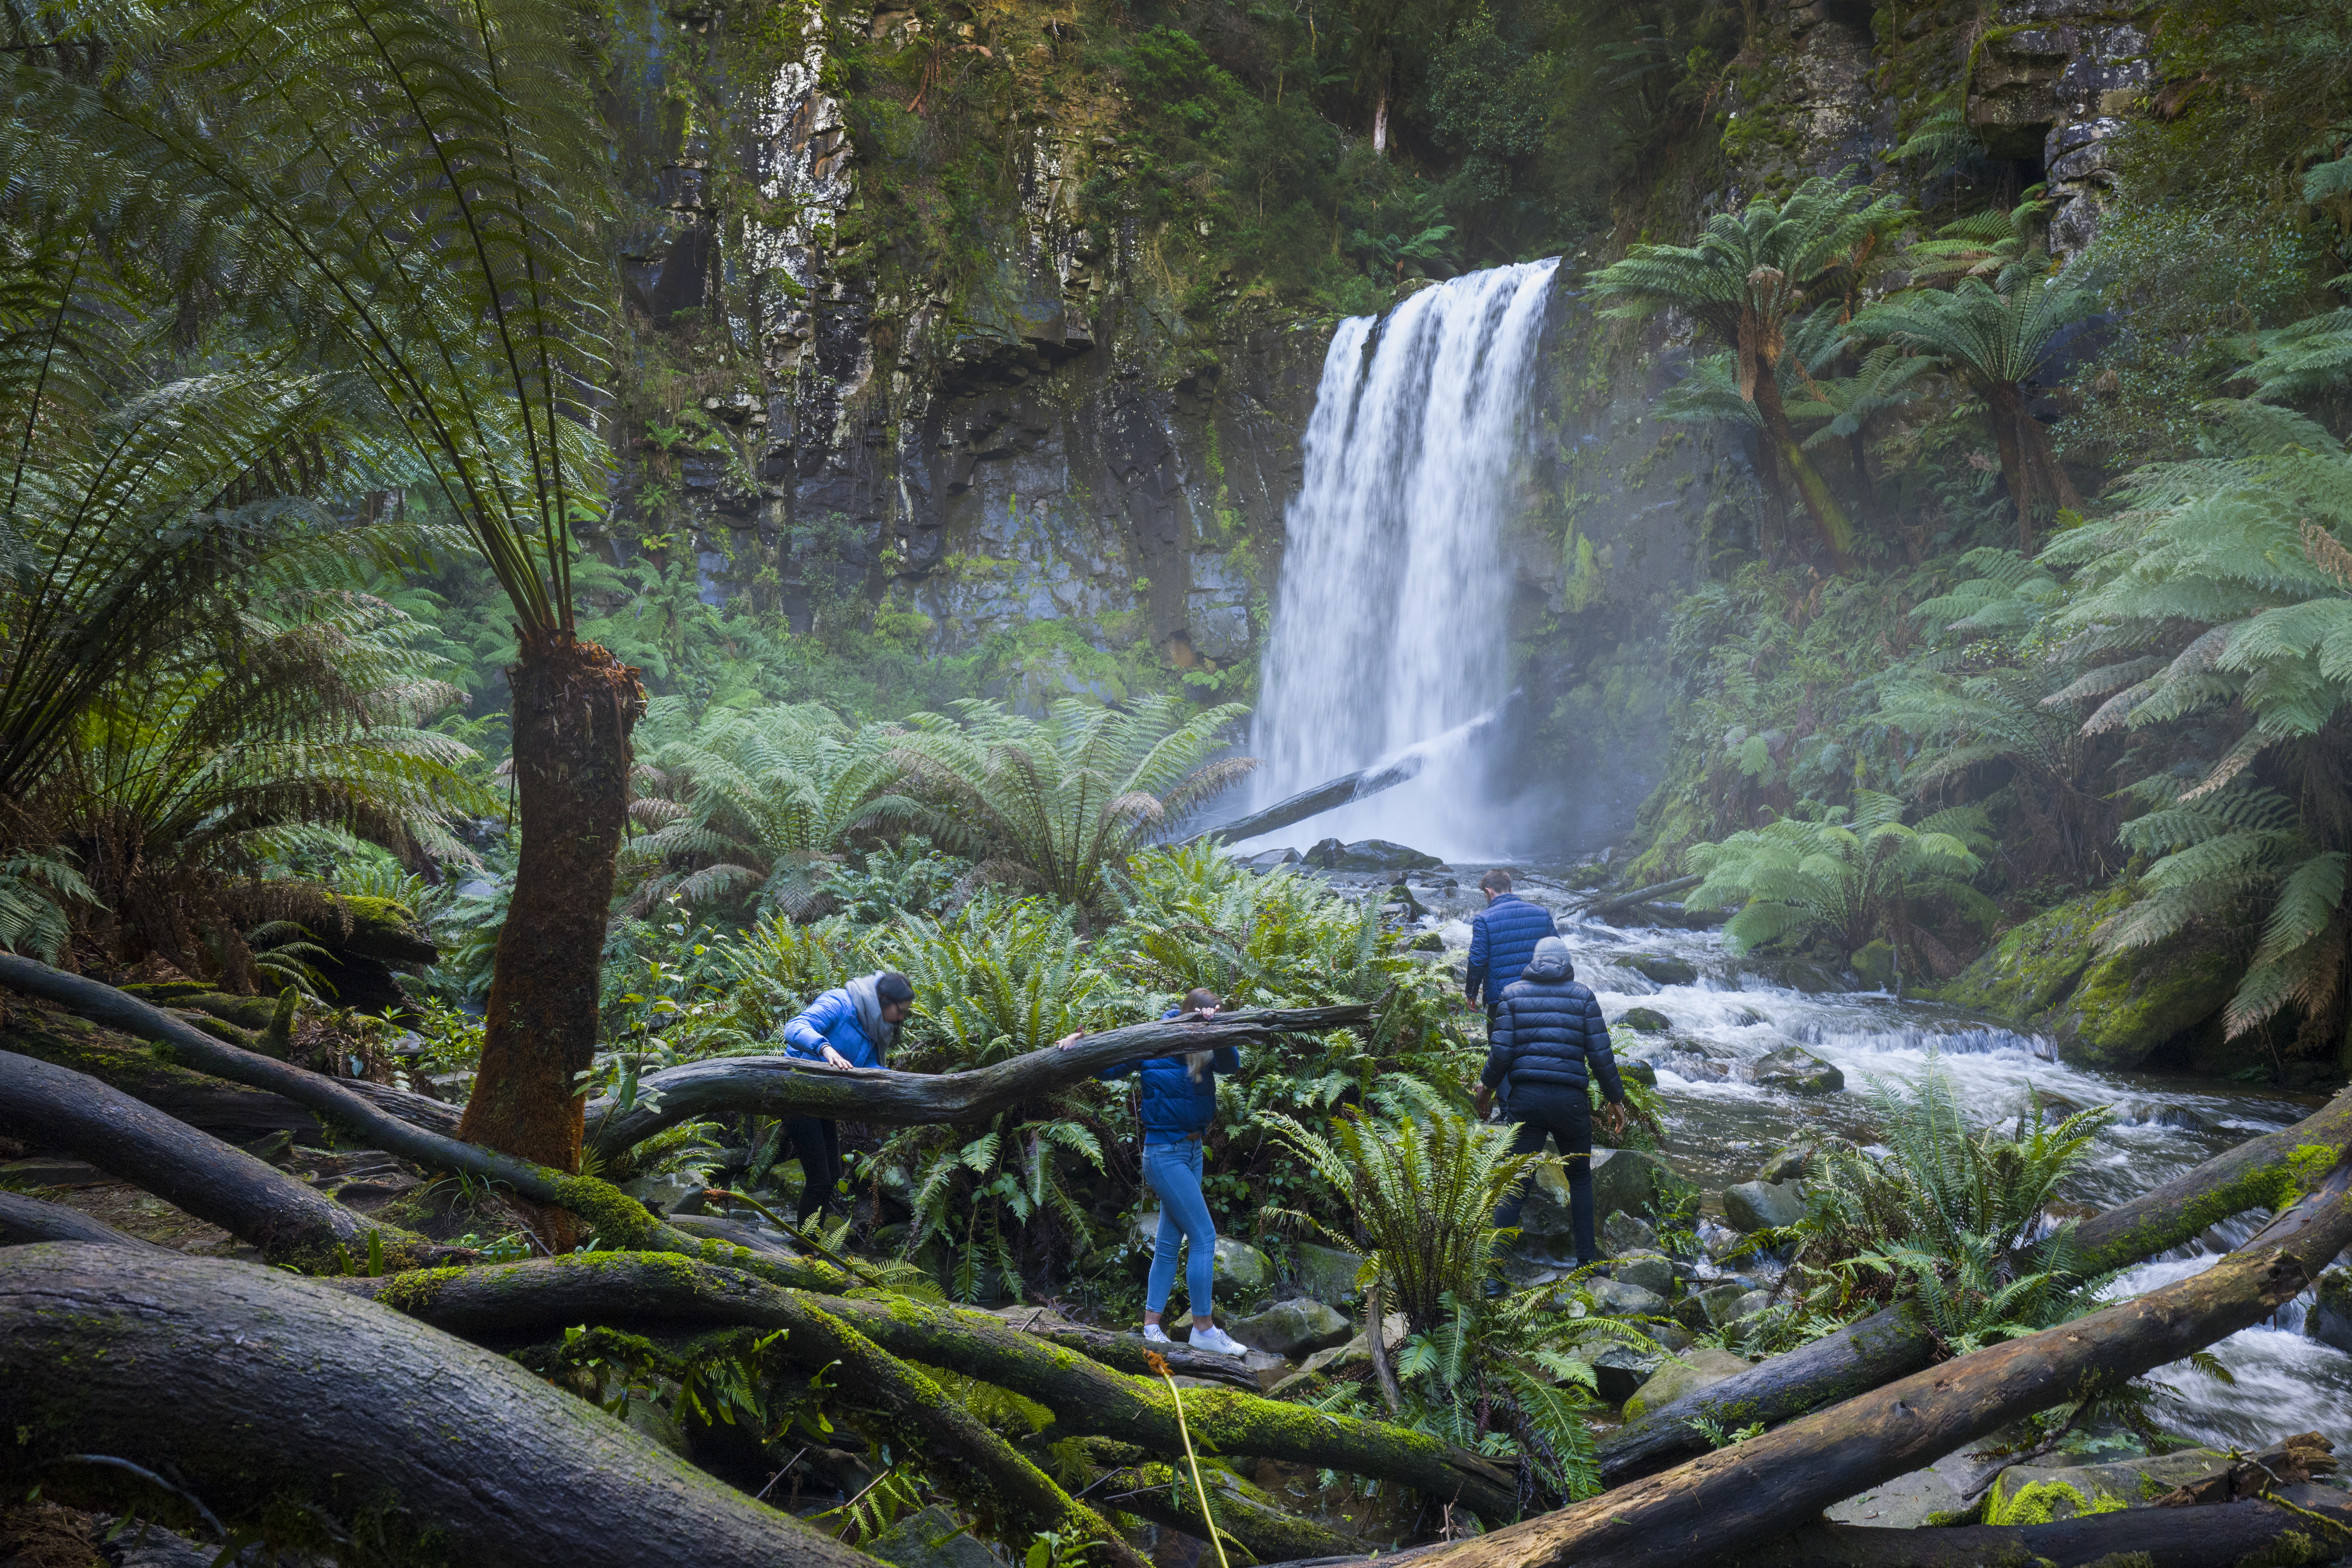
[893,697,1254,911]
[623,698,929,920]
[1686,790,1994,966]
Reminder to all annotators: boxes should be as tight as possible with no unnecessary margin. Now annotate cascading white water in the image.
[1247,260,1558,857]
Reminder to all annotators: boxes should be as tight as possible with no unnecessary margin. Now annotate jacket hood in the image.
[1521,936,1574,983]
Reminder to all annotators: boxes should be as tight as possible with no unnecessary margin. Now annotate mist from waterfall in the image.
[1245,259,1558,860]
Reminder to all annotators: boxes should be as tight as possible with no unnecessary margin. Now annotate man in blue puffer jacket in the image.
[780,970,915,1226]
[1466,868,1558,1023]
[1058,987,1249,1357]
[1474,936,1624,1267]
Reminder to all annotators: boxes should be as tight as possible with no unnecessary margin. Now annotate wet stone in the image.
[1619,1007,1672,1033]
[1744,1046,1844,1096]
[1723,1178,1808,1232]
[1610,1252,1676,1297]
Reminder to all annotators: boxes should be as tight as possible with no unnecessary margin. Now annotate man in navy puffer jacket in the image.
[1465,869,1557,1023]
[1474,936,1624,1266]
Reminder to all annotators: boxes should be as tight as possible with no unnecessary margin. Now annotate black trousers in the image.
[1492,1089,1596,1265]
[785,1115,844,1226]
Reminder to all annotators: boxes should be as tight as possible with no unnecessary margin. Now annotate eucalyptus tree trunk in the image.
[459,632,645,1192]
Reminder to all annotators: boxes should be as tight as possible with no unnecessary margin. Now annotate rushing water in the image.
[1416,885,2352,1450]
[1247,261,1558,858]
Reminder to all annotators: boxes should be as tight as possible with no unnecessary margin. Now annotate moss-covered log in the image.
[1597,1086,2352,1488]
[1414,1156,2352,1568]
[1721,1495,2352,1567]
[1,1007,328,1142]
[1096,1463,1370,1565]
[584,1003,1374,1156]
[0,956,856,1292]
[0,1049,456,1271]
[329,1252,1523,1520]
[0,1189,167,1251]
[0,1243,886,1568]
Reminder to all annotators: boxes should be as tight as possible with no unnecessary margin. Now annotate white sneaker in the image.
[1189,1324,1248,1357]
[1142,1323,1173,1345]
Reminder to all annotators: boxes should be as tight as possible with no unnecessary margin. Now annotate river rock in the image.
[1622,1348,1755,1423]
[1242,848,1301,871]
[1756,1147,1812,1183]
[867,1506,1000,1568]
[1213,1237,1271,1293]
[1602,1210,1657,1252]
[1982,1449,2232,1526]
[1689,1281,1749,1326]
[1292,1240,1368,1305]
[1622,955,1699,986]
[1849,939,1896,990]
[1620,1006,1671,1033]
[1302,838,1347,869]
[1587,1342,1663,1406]
[1591,1146,1689,1221]
[1722,1178,1808,1232]
[1324,839,1443,873]
[1586,1277,1668,1316]
[2313,1267,2352,1355]
[1611,1252,1676,1297]
[1230,1297,1353,1358]
[1744,1046,1844,1096]
[1724,1288,1774,1323]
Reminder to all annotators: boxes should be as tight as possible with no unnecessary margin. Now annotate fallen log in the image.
[732,1296,1149,1568]
[0,1189,168,1252]
[328,1252,1523,1520]
[1595,1084,2352,1488]
[0,1007,328,1142]
[1411,1155,2352,1568]
[585,1003,1374,1156]
[1188,758,1425,848]
[0,1243,887,1568]
[0,955,855,1291]
[0,1050,456,1270]
[1575,876,1703,921]
[1724,1492,2352,1568]
[1096,1462,1370,1564]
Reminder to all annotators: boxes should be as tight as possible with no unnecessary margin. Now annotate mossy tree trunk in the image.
[460,632,646,1203]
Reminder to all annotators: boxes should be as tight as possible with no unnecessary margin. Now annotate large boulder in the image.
[1933,885,2241,1070]
[1611,1252,1676,1297]
[1317,839,1443,873]
[1587,1342,1664,1406]
[1722,1178,1808,1232]
[1744,1047,1844,1096]
[1586,1278,1669,1317]
[1602,1210,1657,1253]
[1213,1237,1272,1294]
[1619,1007,1672,1033]
[1230,1298,1353,1358]
[1982,1450,2232,1526]
[1292,1241,1368,1306]
[1621,1347,1754,1423]
[2313,1267,2352,1356]
[1621,955,1699,986]
[1590,1147,1691,1221]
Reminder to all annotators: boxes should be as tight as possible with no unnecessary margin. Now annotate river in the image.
[1423,884,2352,1453]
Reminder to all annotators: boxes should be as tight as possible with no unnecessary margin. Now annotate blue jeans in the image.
[1142,1138,1217,1318]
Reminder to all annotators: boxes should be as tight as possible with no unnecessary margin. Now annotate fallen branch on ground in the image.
[326,1252,1523,1520]
[0,1189,168,1252]
[1094,1462,1369,1565]
[1411,1154,2352,1568]
[1596,1086,2352,1487]
[0,1243,888,1568]
[584,1003,1375,1156]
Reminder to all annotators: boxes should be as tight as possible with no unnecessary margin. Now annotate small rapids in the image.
[1432,892,2352,1448]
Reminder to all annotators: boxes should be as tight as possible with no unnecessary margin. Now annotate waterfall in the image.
[1247,259,1558,858]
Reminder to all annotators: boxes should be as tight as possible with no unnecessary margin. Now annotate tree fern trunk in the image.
[460,632,644,1194]
[1987,381,2039,553]
[1753,371,1854,566]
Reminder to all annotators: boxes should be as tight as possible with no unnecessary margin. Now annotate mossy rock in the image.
[1982,1449,2231,1525]
[1620,1006,1671,1033]
[2313,1266,2352,1356]
[1933,885,2241,1070]
[1621,1347,1751,1423]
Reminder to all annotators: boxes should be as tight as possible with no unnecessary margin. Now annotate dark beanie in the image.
[876,971,915,1005]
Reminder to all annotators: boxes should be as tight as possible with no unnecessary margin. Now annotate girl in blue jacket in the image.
[1061,987,1248,1356]
[780,970,914,1225]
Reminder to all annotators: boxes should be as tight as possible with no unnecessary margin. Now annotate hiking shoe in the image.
[1142,1323,1174,1345]
[1189,1324,1249,1357]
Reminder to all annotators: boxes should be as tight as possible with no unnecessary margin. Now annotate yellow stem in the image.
[1154,1362,1232,1568]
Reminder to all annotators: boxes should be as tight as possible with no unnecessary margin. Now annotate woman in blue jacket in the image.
[780,970,914,1225]
[1061,987,1248,1356]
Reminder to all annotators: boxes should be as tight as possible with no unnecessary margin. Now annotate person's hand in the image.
[1471,1084,1494,1120]
[1056,1031,1087,1050]
[1601,1100,1631,1142]
[820,1045,854,1070]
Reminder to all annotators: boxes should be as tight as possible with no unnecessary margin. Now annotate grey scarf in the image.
[843,972,900,1064]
